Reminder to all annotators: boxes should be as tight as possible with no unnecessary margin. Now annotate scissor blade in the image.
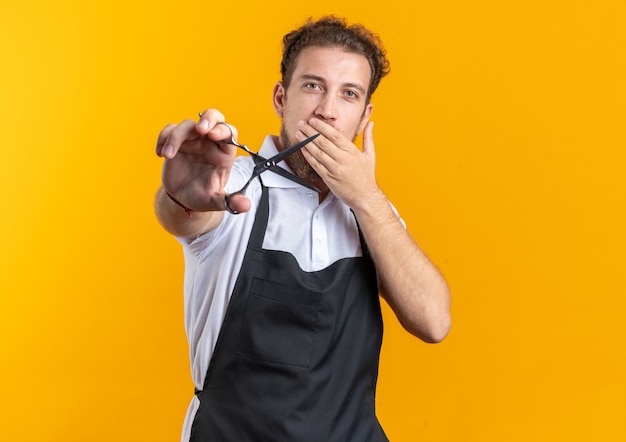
[267,165,320,193]
[249,151,320,192]
[270,133,320,165]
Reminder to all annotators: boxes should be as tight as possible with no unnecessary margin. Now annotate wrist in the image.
[165,191,193,218]
[352,187,388,216]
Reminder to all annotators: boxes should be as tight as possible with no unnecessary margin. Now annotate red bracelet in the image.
[165,192,193,218]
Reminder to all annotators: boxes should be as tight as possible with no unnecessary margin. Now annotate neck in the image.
[316,185,330,203]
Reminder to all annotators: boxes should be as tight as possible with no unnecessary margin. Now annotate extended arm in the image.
[348,187,451,343]
[154,109,251,238]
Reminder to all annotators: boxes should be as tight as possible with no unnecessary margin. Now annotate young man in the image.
[155,16,451,441]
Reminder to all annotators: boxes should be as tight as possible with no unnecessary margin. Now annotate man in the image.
[155,16,451,442]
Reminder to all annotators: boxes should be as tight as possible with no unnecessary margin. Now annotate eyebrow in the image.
[299,74,367,95]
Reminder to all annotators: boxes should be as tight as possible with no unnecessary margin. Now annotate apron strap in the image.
[351,209,370,257]
[248,180,269,249]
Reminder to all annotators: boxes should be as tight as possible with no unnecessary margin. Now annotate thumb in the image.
[362,121,376,160]
[224,193,252,214]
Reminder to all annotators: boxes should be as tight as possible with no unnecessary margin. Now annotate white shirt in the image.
[177,135,403,441]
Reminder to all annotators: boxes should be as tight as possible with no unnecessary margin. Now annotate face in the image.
[272,46,373,181]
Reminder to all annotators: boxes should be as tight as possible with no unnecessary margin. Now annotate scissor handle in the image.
[219,123,321,215]
[215,122,256,156]
[224,191,245,215]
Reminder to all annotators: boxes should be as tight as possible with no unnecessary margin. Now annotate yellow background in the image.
[1,0,625,440]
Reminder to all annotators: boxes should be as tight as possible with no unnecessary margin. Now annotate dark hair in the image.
[280,16,390,102]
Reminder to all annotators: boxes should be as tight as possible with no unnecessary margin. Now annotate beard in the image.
[279,126,323,183]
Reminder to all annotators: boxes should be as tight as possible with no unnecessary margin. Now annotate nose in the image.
[314,95,336,121]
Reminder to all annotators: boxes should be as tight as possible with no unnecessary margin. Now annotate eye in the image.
[344,90,359,100]
[305,82,321,91]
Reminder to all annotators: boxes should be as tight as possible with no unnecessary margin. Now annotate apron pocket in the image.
[237,278,321,368]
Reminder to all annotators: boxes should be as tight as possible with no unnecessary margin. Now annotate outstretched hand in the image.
[156,109,251,214]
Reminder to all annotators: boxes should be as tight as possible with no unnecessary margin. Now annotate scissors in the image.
[216,122,321,214]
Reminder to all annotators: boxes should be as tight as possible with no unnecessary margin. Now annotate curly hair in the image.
[280,16,390,102]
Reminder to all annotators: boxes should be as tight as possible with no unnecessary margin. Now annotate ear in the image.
[272,82,286,117]
[357,103,374,135]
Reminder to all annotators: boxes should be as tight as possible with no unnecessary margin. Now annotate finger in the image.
[225,193,252,214]
[209,122,240,144]
[362,121,376,161]
[156,123,176,157]
[299,135,330,177]
[294,121,330,162]
[296,129,324,158]
[161,119,199,159]
[197,110,240,146]
[308,118,348,152]
[196,108,226,134]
